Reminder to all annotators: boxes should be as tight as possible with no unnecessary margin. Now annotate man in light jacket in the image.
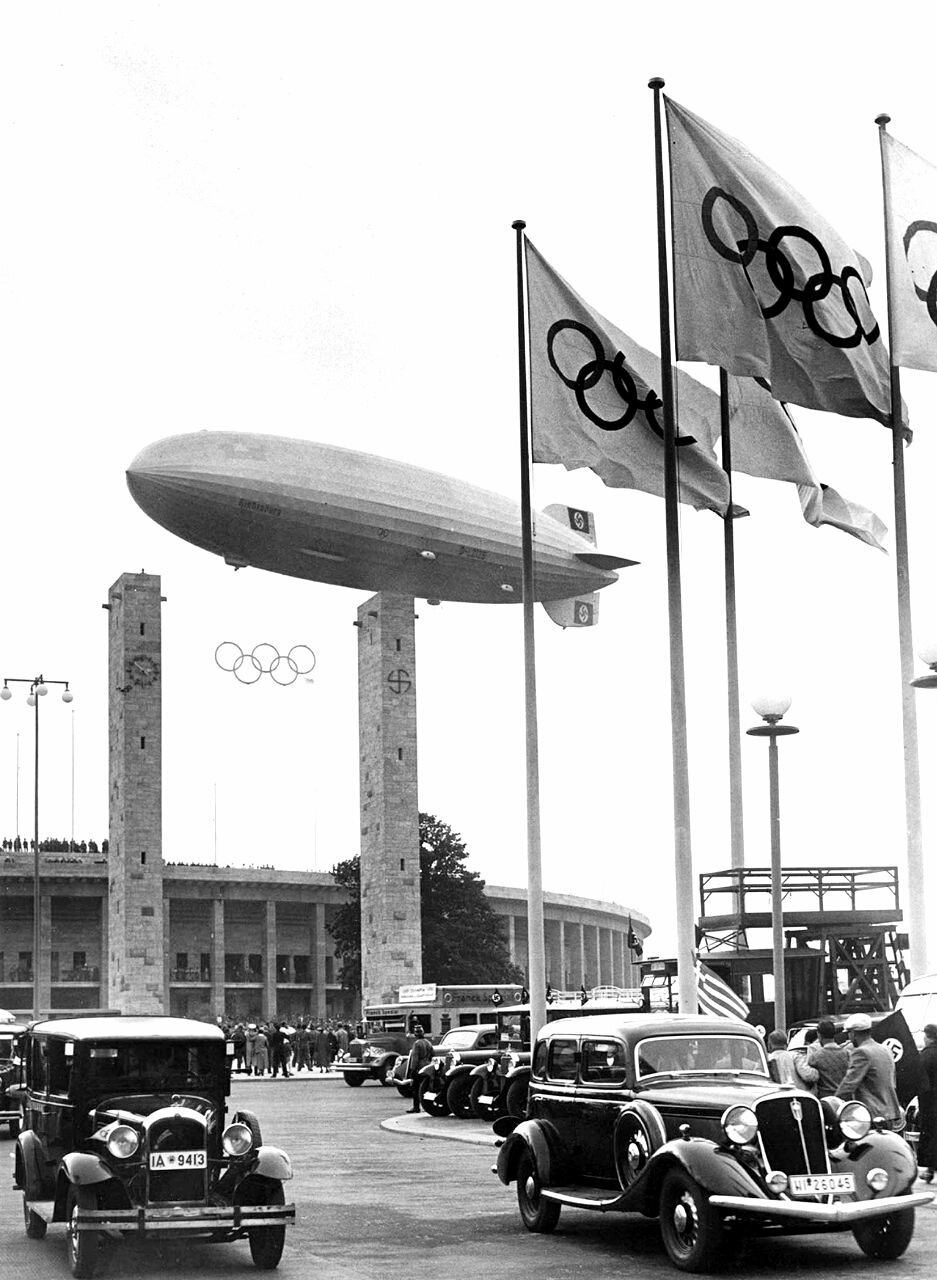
[835,1012,903,1129]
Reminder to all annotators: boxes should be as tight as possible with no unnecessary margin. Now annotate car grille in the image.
[756,1094,829,1176]
[147,1116,207,1204]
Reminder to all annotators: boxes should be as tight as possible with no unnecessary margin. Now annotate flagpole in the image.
[720,369,745,874]
[649,77,698,1014]
[512,218,547,1039]
[875,114,927,979]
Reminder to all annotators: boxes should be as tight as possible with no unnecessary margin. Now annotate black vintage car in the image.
[0,1021,27,1138]
[417,1024,501,1117]
[339,1032,413,1088]
[495,1013,932,1272]
[14,1015,295,1278]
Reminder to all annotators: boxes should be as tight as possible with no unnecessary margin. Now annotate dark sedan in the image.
[495,1013,931,1272]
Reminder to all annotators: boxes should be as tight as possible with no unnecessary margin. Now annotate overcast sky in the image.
[3,3,937,965]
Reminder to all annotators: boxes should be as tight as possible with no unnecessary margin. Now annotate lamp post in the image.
[909,643,937,975]
[1,675,73,1019]
[746,694,799,1033]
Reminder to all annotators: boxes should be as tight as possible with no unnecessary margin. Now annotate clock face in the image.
[127,655,159,687]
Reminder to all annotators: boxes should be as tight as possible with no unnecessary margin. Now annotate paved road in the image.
[2,1074,935,1279]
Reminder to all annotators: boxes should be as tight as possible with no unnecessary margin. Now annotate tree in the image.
[328,812,525,992]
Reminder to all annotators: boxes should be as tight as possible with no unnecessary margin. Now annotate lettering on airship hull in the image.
[387,669,412,695]
[238,498,283,517]
[458,545,488,560]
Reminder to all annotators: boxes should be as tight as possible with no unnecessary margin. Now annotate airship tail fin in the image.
[541,593,600,629]
[543,503,597,545]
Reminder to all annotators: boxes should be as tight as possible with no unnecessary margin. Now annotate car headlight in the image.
[449,1051,461,1067]
[506,1052,519,1070]
[765,1170,789,1193]
[722,1105,758,1145]
[222,1122,254,1156]
[486,1057,496,1071]
[866,1167,889,1191]
[106,1124,139,1159]
[839,1101,872,1140]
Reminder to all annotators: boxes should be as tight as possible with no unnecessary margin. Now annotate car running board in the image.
[541,1186,624,1211]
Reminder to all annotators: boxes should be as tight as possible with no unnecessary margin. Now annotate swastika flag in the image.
[525,239,730,514]
[666,98,895,427]
[881,130,937,373]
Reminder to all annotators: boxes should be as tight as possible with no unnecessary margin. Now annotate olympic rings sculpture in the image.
[903,220,937,327]
[214,642,316,686]
[700,187,881,350]
[546,319,696,445]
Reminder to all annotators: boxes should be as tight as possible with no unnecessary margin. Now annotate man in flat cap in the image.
[835,1013,903,1130]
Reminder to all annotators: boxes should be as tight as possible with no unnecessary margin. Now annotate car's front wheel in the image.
[659,1169,727,1273]
[342,1072,364,1087]
[418,1076,450,1116]
[65,1185,100,1279]
[505,1077,528,1119]
[23,1195,46,1240]
[248,1181,287,1270]
[446,1074,475,1119]
[379,1063,395,1086]
[470,1076,495,1119]
[516,1150,560,1233]
[852,1205,916,1259]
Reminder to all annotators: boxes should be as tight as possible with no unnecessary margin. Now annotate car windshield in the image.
[79,1040,224,1093]
[438,1030,484,1050]
[0,1035,17,1060]
[636,1035,768,1077]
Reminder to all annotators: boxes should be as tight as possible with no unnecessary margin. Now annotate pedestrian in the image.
[269,1023,291,1078]
[767,1030,817,1089]
[327,1025,338,1067]
[806,1018,850,1098]
[245,1024,258,1074]
[336,1023,349,1057]
[835,1012,903,1130]
[231,1023,247,1073]
[253,1026,269,1076]
[294,1023,312,1072]
[314,1025,331,1072]
[916,1023,937,1181]
[405,1024,434,1113]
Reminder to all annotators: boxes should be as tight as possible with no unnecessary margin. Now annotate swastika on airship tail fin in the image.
[541,593,599,629]
[543,502,596,545]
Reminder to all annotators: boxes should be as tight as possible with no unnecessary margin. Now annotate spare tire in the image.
[232,1109,263,1147]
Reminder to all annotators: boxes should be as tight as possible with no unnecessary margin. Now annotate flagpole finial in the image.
[512,220,526,231]
[875,113,891,128]
[648,76,665,90]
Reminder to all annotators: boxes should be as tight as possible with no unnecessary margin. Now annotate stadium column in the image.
[264,900,277,1020]
[314,901,327,1019]
[212,898,225,1017]
[357,593,422,1011]
[106,572,166,1013]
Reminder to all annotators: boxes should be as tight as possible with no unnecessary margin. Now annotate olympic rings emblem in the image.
[214,642,316,686]
[546,320,697,446]
[700,187,881,350]
[902,220,937,328]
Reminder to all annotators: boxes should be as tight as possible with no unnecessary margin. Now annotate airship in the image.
[126,432,635,626]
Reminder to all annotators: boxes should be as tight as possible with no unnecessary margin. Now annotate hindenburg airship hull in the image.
[127,431,633,607]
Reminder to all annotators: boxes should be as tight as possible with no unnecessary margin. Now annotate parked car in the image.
[495,1012,931,1272]
[0,1021,27,1138]
[472,991,647,1120]
[14,1015,295,1278]
[418,1024,501,1116]
[339,1032,412,1088]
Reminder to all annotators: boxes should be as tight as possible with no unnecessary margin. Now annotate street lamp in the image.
[910,641,937,690]
[1,674,73,1019]
[746,694,799,1034]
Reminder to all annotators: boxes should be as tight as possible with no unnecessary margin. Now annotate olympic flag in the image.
[726,376,888,549]
[666,97,894,427]
[881,130,937,373]
[525,240,729,513]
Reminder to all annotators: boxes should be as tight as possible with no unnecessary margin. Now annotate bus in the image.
[362,982,527,1040]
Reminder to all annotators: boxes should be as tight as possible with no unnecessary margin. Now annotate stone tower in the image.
[106,572,165,1013]
[357,592,422,1008]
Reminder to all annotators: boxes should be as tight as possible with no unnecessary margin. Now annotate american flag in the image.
[696,962,750,1020]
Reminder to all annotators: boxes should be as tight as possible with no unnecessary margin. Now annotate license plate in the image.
[149,1150,207,1170]
[478,1094,494,1106]
[789,1173,855,1196]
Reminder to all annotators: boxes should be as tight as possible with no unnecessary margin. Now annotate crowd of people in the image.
[1,835,107,853]
[219,1018,356,1077]
[766,1014,937,1180]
